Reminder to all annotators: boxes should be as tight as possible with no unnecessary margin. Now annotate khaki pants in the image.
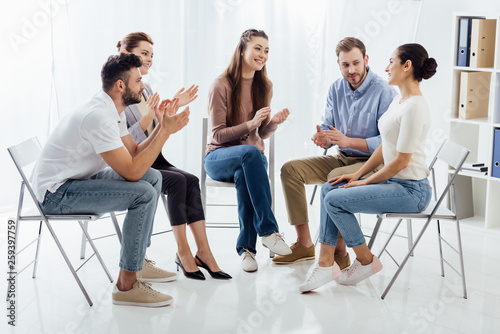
[280,152,383,226]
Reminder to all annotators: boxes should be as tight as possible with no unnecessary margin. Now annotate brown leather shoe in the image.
[272,240,315,264]
[334,253,351,271]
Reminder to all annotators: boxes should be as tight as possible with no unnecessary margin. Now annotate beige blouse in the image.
[206,75,277,154]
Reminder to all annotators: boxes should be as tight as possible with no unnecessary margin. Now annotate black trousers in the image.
[152,153,205,226]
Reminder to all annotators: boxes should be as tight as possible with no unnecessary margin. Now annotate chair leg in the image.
[77,221,113,283]
[110,212,122,243]
[32,221,43,278]
[377,219,403,259]
[80,221,89,260]
[367,217,384,250]
[437,219,445,277]
[313,226,320,246]
[381,217,433,300]
[406,219,414,257]
[43,219,93,306]
[310,185,318,205]
[455,218,467,299]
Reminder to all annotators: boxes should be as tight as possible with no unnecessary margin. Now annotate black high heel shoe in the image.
[195,255,232,280]
[175,254,205,280]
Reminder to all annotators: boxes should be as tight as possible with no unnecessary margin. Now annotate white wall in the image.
[1,0,500,214]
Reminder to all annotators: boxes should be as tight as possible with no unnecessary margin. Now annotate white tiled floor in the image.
[1,188,500,334]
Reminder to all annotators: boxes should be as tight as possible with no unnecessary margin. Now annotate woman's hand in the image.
[328,173,360,186]
[248,107,271,129]
[174,85,199,107]
[270,108,290,125]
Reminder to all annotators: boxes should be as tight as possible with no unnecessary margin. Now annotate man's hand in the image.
[270,108,290,125]
[161,100,190,136]
[311,125,329,148]
[145,92,161,122]
[323,125,351,148]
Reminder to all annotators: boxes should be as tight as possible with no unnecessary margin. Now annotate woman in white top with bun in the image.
[300,43,438,293]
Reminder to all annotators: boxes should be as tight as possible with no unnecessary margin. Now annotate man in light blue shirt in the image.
[277,37,397,266]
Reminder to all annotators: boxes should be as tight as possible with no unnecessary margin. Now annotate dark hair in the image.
[336,37,366,58]
[397,43,437,82]
[117,32,154,52]
[224,29,271,126]
[101,53,142,92]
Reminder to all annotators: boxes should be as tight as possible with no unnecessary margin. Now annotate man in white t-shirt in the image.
[32,53,190,307]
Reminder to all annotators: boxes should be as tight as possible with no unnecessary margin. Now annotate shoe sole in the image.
[112,298,174,307]
[139,276,177,283]
[272,256,315,264]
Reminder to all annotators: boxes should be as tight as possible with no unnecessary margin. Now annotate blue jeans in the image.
[204,145,279,255]
[319,178,432,247]
[40,168,162,272]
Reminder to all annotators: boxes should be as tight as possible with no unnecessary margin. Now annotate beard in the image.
[122,85,142,106]
[345,65,367,87]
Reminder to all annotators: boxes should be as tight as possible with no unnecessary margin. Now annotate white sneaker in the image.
[299,262,342,293]
[338,255,383,286]
[262,232,292,256]
[241,249,258,272]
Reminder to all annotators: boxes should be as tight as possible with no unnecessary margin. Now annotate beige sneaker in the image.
[138,258,177,283]
[335,253,351,271]
[272,241,315,264]
[112,281,173,307]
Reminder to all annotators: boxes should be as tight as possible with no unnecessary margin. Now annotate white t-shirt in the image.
[32,91,129,202]
[378,95,430,180]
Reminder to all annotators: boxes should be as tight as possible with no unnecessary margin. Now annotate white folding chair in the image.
[200,118,275,222]
[200,118,276,256]
[7,137,115,306]
[368,139,469,300]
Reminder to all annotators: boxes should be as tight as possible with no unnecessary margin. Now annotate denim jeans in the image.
[40,168,162,272]
[319,178,432,247]
[204,145,279,255]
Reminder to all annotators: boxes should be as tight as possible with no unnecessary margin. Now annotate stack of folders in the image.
[457,17,496,67]
[459,162,488,175]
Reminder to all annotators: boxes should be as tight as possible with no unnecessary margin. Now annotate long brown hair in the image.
[224,29,271,126]
[117,32,154,52]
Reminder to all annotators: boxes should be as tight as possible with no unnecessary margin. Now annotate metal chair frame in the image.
[367,139,469,300]
[7,137,114,306]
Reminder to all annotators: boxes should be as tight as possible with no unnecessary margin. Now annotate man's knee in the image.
[281,159,305,183]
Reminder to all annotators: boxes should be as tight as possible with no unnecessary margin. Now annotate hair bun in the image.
[422,57,437,80]
[116,41,122,52]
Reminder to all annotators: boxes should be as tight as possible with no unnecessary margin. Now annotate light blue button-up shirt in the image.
[321,67,397,157]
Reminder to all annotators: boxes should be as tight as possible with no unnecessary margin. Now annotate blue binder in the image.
[492,128,500,178]
[457,17,472,66]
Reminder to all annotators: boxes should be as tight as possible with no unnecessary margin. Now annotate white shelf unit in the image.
[449,13,500,229]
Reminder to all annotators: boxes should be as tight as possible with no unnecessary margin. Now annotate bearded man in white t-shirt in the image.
[32,53,190,307]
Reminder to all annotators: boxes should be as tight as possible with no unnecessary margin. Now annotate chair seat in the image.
[27,214,103,221]
[378,201,456,220]
[205,176,235,188]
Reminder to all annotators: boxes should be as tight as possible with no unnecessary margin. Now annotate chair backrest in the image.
[7,137,46,215]
[8,137,42,186]
[428,139,470,170]
[429,139,470,216]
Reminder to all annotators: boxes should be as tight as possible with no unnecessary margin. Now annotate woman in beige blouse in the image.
[204,29,291,272]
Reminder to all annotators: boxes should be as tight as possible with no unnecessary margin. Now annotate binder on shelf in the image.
[457,17,472,66]
[492,128,500,178]
[458,71,491,119]
[469,19,497,68]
